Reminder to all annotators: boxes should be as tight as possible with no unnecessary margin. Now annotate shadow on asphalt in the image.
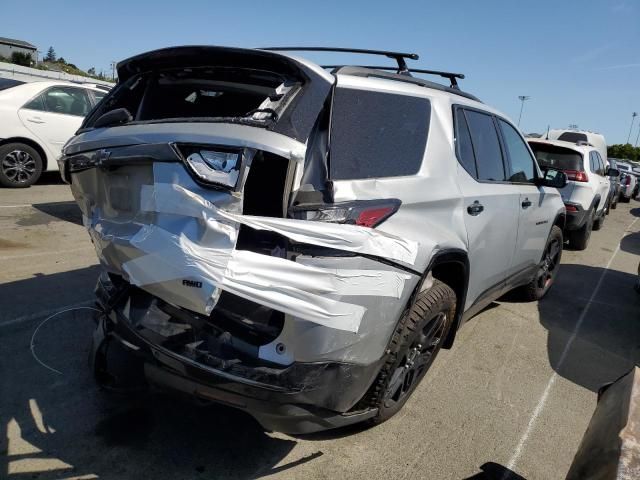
[26,201,83,226]
[34,172,66,186]
[0,268,318,479]
[537,263,640,392]
[462,462,526,479]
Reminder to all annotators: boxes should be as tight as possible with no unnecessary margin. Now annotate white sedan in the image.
[0,79,109,187]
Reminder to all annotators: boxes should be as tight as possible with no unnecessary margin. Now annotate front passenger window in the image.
[498,119,536,183]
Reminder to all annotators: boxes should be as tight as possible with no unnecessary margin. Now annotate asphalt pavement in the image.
[1,174,639,480]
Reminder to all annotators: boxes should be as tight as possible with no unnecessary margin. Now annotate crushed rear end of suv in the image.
[61,46,566,433]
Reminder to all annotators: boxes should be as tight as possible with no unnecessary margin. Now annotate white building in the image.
[0,37,37,61]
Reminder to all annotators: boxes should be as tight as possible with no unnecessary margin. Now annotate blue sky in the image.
[3,0,639,144]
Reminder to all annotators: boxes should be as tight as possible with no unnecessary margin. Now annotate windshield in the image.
[557,131,588,143]
[529,142,584,171]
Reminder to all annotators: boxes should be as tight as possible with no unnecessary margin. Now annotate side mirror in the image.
[537,167,568,189]
[607,167,620,178]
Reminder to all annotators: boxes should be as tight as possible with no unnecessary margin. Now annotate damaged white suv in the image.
[60,46,567,433]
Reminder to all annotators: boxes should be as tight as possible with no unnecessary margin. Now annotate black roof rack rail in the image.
[259,47,419,74]
[321,65,465,89]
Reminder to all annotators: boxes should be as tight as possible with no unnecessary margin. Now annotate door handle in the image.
[26,117,45,124]
[522,198,532,209]
[467,201,484,216]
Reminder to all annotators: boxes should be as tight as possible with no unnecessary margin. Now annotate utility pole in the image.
[517,96,530,127]
[627,112,638,144]
[635,122,640,147]
[110,61,116,81]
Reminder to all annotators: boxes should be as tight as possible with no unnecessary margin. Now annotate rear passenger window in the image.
[594,152,605,175]
[329,88,430,180]
[454,110,477,177]
[589,152,598,174]
[464,110,506,181]
[498,119,536,183]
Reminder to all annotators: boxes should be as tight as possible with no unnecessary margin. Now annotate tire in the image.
[621,195,631,203]
[358,280,456,426]
[0,142,43,188]
[568,209,594,250]
[521,226,563,301]
[611,195,618,210]
[593,210,605,231]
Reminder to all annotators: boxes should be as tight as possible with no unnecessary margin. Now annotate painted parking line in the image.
[504,216,639,476]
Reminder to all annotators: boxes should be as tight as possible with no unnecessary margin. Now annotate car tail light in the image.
[564,170,588,182]
[290,199,401,228]
[625,174,632,186]
[564,204,578,212]
[175,144,242,189]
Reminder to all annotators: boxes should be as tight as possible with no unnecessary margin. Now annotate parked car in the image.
[60,46,567,433]
[545,129,608,163]
[528,139,616,250]
[607,157,622,211]
[0,80,107,187]
[617,162,636,202]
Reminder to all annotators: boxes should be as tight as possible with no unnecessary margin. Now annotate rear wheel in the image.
[593,209,605,230]
[521,226,563,301]
[611,194,618,209]
[359,280,456,426]
[0,143,43,188]
[569,209,594,250]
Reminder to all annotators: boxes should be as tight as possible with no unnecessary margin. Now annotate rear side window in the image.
[498,119,536,183]
[594,151,605,175]
[589,152,598,174]
[464,110,506,181]
[454,110,477,177]
[23,87,92,116]
[329,88,430,180]
[529,143,584,171]
[558,132,588,143]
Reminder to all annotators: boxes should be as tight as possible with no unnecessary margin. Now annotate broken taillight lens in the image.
[290,199,401,228]
[564,170,588,182]
[175,144,242,189]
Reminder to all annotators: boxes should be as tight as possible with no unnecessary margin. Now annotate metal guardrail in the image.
[0,61,115,86]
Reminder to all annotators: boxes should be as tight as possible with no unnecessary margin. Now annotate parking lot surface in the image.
[1,176,640,480]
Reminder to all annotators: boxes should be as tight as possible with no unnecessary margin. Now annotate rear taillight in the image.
[290,199,401,228]
[625,175,632,186]
[564,170,588,182]
[564,204,578,212]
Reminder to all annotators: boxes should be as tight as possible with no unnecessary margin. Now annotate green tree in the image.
[87,67,96,75]
[10,52,33,67]
[44,46,56,62]
[608,144,640,161]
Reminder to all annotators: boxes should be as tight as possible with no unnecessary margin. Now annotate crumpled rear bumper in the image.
[91,278,382,434]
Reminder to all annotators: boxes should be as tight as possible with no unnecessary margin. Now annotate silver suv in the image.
[60,46,567,433]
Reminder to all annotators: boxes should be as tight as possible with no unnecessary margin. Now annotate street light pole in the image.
[627,112,638,144]
[517,96,530,128]
[635,122,640,147]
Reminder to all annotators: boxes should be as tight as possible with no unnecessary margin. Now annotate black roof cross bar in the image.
[260,47,419,74]
[321,65,465,89]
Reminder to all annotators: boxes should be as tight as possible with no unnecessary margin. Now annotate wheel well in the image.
[0,137,48,170]
[554,213,565,231]
[428,252,469,349]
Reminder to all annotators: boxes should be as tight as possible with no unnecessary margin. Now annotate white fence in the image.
[0,61,115,86]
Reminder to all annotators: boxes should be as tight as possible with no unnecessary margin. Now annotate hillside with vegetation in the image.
[0,46,112,81]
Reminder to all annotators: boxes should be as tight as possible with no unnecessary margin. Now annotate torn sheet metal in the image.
[140,181,419,265]
[72,159,418,333]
